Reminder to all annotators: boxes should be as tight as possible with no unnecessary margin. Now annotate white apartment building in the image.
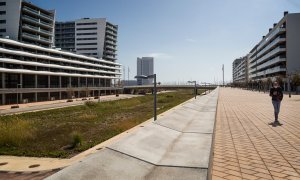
[0,37,121,105]
[0,0,55,48]
[55,18,118,61]
[248,12,300,82]
[136,57,154,85]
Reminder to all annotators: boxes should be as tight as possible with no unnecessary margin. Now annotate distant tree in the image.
[267,78,272,89]
[276,76,284,88]
[292,73,300,94]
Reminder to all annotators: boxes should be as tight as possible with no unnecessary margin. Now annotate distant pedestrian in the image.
[269,81,283,126]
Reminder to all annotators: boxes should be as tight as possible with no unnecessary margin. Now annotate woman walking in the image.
[269,81,283,126]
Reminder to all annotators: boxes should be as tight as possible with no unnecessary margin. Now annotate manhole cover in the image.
[0,162,8,166]
[29,164,40,168]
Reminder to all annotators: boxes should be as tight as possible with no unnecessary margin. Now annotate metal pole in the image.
[194,82,196,99]
[154,74,157,121]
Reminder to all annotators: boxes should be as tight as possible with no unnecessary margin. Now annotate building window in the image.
[77,32,97,36]
[76,22,97,26]
[77,43,97,46]
[0,29,6,32]
[76,27,97,31]
[0,2,6,6]
[77,37,97,41]
[0,19,5,24]
[0,11,6,15]
[77,48,97,50]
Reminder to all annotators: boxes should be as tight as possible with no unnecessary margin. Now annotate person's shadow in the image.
[268,122,283,127]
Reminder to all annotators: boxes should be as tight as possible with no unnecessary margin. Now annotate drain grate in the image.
[29,164,40,168]
[0,162,8,166]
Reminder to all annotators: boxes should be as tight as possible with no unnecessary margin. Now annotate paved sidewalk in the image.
[212,88,300,180]
[47,89,219,180]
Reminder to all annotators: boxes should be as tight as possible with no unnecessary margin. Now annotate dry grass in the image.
[0,90,201,158]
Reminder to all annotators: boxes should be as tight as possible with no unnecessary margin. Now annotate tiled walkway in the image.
[212,88,300,180]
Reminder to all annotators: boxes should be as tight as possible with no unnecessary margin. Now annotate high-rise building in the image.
[55,18,118,61]
[0,0,55,48]
[136,57,154,85]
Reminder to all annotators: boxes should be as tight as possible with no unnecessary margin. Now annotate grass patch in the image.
[0,90,201,158]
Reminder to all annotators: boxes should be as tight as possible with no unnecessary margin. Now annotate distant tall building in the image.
[137,57,154,85]
[232,55,248,83]
[55,18,118,61]
[0,0,55,48]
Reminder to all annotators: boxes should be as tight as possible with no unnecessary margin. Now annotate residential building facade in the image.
[0,38,121,105]
[248,12,300,82]
[136,57,154,85]
[55,18,118,61]
[232,55,248,83]
[0,0,55,48]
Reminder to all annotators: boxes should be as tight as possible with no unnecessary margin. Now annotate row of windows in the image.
[0,2,5,6]
[77,48,97,51]
[76,27,97,31]
[77,37,97,41]
[0,29,5,32]
[0,20,5,24]
[0,11,5,15]
[77,32,97,36]
[76,22,97,26]
[77,43,97,46]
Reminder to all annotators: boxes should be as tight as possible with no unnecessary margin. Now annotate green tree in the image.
[292,73,300,94]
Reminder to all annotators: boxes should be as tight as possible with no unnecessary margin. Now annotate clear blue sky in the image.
[30,0,300,84]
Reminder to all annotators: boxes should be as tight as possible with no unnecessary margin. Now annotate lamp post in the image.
[135,74,157,121]
[188,81,197,99]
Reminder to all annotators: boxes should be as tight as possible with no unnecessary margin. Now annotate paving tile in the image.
[211,88,300,180]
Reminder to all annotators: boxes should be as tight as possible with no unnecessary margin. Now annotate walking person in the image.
[269,81,283,126]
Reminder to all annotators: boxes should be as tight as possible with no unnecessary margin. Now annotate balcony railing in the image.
[257,28,286,51]
[256,57,286,71]
[256,37,286,58]
[22,24,52,36]
[23,6,53,20]
[23,15,39,23]
[256,47,286,65]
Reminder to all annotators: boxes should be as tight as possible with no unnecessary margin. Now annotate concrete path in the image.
[212,88,300,180]
[47,89,219,180]
[0,94,140,115]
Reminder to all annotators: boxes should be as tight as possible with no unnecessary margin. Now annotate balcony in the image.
[106,30,117,36]
[106,35,117,41]
[106,45,117,50]
[22,24,52,36]
[256,37,286,58]
[256,66,286,77]
[105,40,117,45]
[23,6,54,21]
[257,28,286,51]
[22,15,53,28]
[256,47,286,65]
[256,56,286,71]
[22,32,51,44]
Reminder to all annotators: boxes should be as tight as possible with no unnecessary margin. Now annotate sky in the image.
[30,0,300,84]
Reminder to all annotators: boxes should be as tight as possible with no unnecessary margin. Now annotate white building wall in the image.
[75,18,106,59]
[0,0,22,40]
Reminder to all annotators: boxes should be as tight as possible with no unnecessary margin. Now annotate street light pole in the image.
[288,74,291,98]
[16,83,22,106]
[135,74,157,121]
[188,81,197,99]
[153,74,157,120]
